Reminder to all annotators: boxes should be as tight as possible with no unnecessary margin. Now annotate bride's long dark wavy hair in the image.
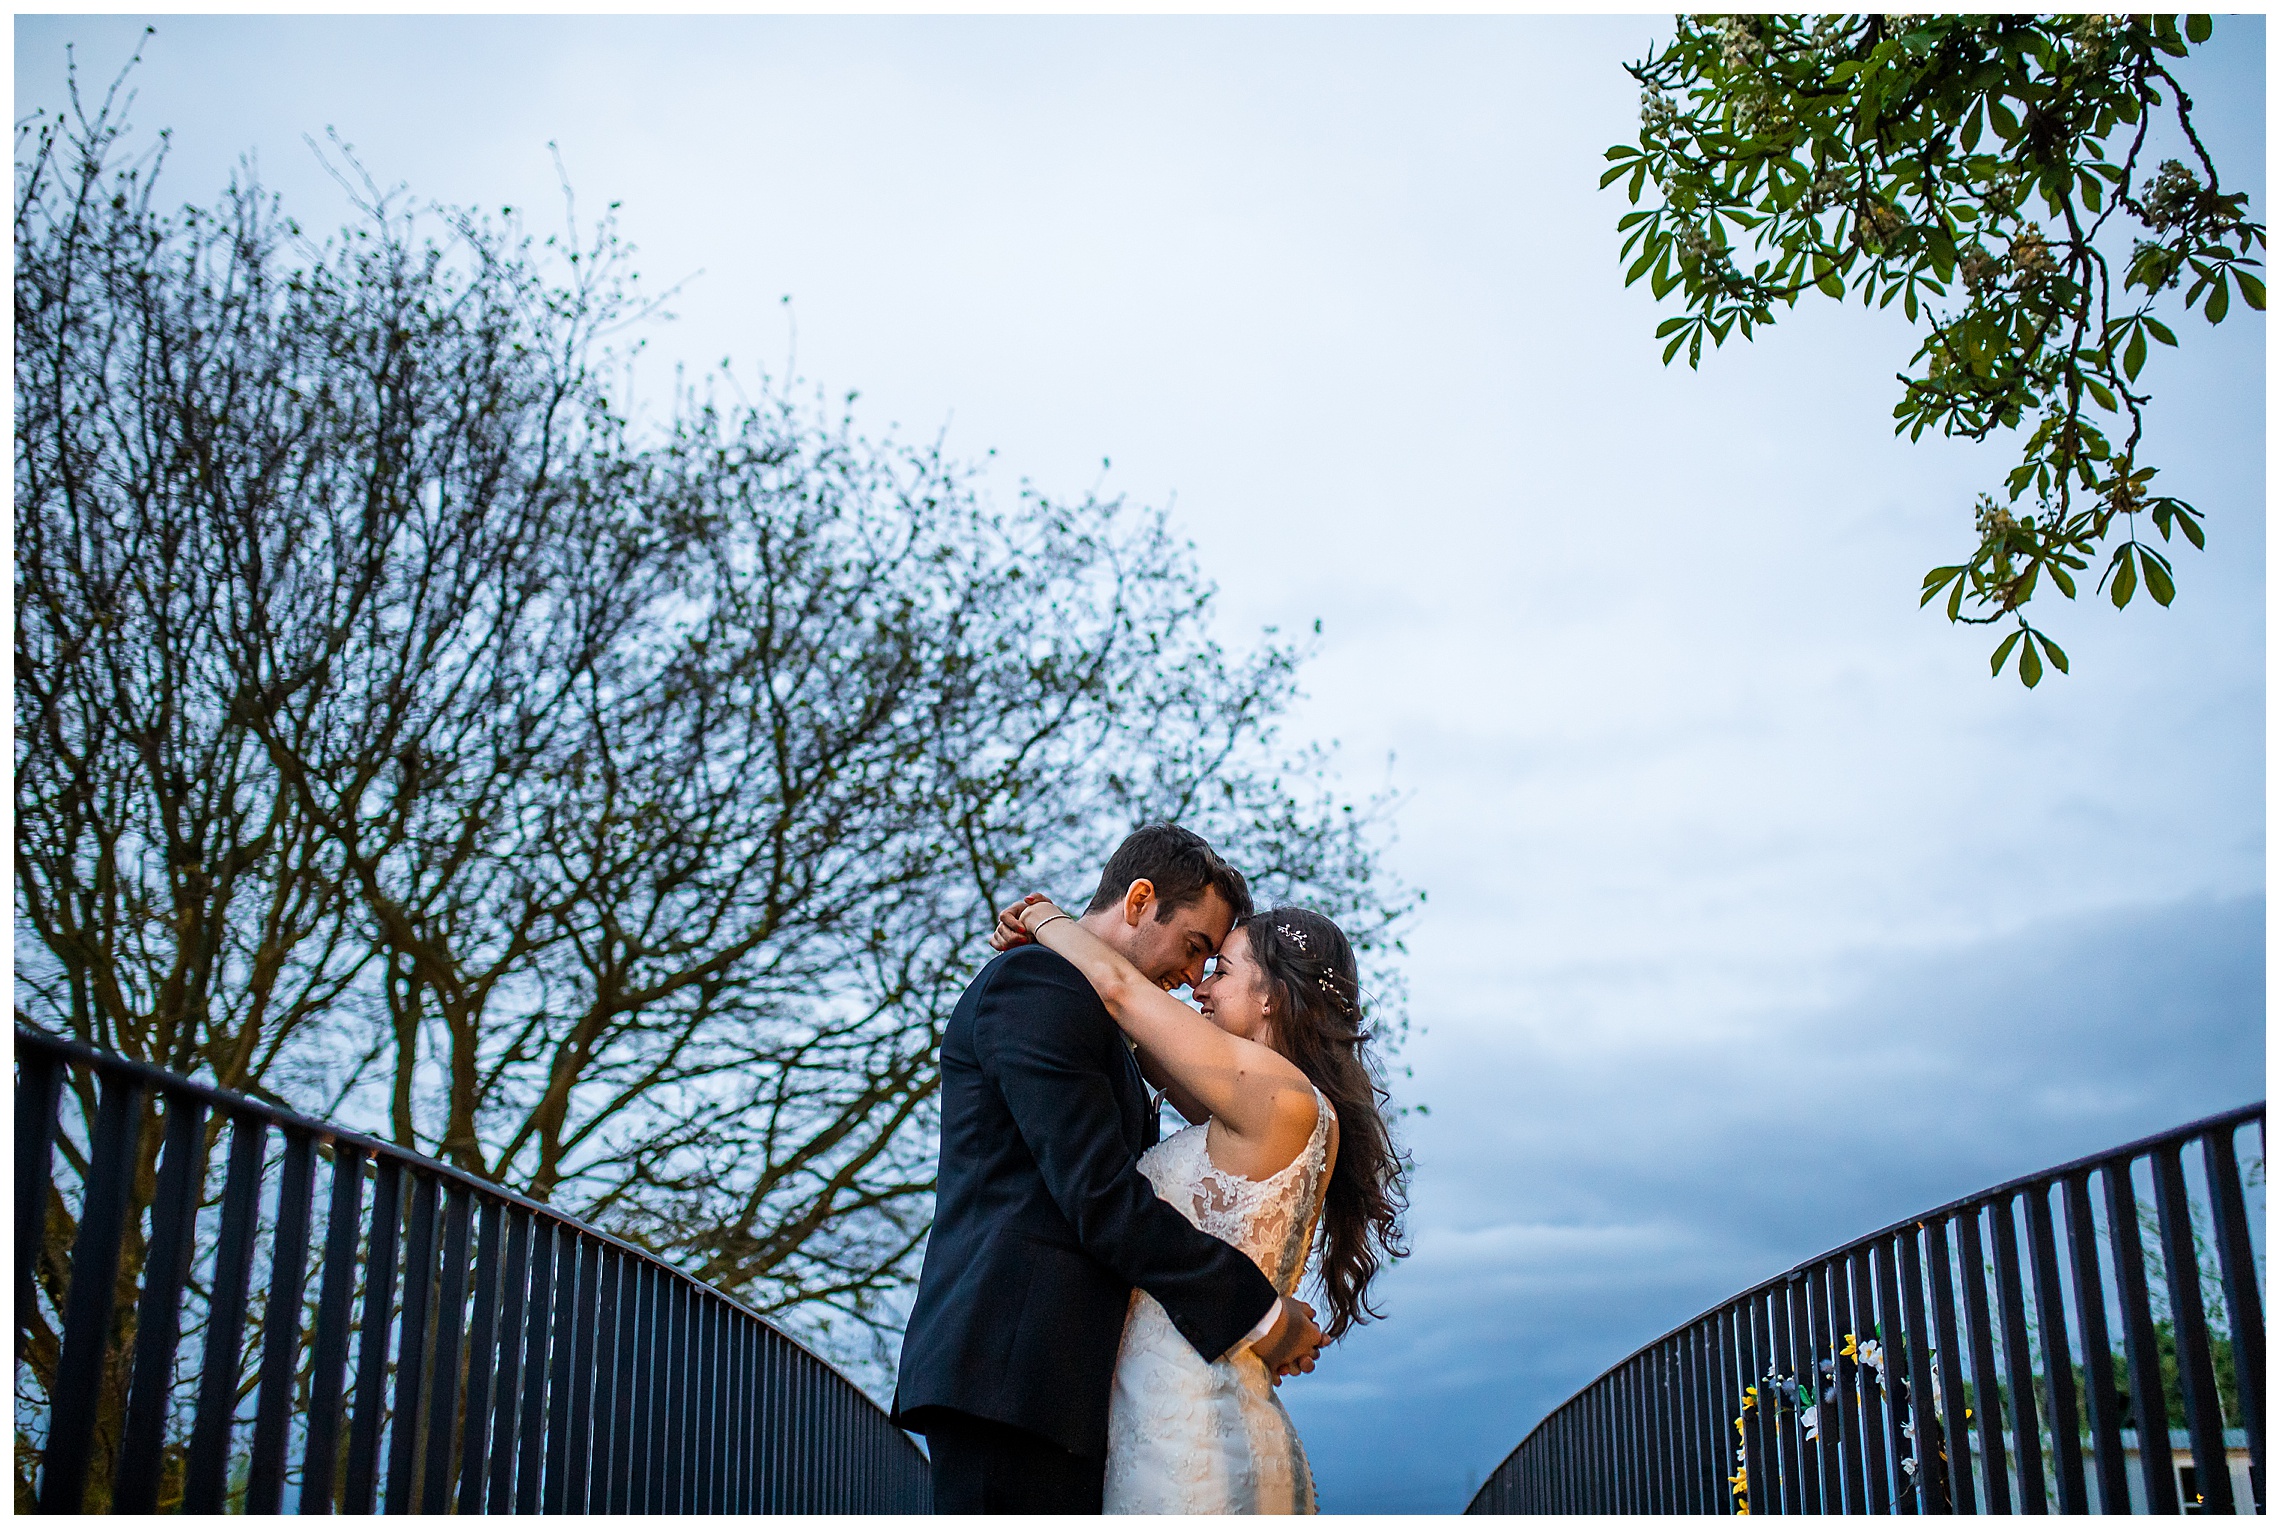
[1242,906,1409,1341]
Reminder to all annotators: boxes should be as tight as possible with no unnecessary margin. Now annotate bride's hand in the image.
[988,893,1053,952]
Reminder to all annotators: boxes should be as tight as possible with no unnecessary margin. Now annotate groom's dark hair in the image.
[1083,823,1252,922]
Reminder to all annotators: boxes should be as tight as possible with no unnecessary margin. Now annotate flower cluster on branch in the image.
[1605,14,2262,684]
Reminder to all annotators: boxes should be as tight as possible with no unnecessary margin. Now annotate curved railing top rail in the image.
[1468,1099,2265,1516]
[15,1023,930,1515]
[13,1023,855,1377]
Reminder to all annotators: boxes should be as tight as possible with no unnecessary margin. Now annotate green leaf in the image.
[2110,546,2137,608]
[2146,317,2178,346]
[1961,103,1983,153]
[2237,270,2266,311]
[2085,378,2118,412]
[2176,509,2207,550]
[1606,144,1642,162]
[2206,275,2230,322]
[2049,564,2076,599]
[1654,316,1691,338]
[2019,637,2043,687]
[2187,12,2212,43]
[1601,162,1635,189]
[1987,98,2019,140]
[2123,325,2147,381]
[1989,628,2023,676]
[2038,632,2070,674]
[2143,556,2176,606]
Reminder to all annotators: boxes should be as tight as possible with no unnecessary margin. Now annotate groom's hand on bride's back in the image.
[1250,1295,1326,1386]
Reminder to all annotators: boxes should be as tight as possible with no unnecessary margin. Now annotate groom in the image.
[894,823,1326,1513]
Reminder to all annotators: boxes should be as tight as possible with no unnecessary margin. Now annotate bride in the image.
[991,895,1409,1514]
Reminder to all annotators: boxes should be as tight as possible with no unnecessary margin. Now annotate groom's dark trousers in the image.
[893,945,1278,1513]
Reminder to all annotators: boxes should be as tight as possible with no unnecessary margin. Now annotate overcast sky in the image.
[16,14,2264,1511]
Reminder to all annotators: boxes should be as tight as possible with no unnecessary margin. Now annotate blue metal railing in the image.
[1468,1103,2264,1516]
[15,1026,932,1513]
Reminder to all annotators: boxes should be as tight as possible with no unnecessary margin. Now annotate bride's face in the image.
[1194,926,1275,1047]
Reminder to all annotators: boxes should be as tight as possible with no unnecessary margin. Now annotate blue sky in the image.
[16,14,2263,1511]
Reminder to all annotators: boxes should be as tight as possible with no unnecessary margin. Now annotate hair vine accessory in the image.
[1277,923,1310,953]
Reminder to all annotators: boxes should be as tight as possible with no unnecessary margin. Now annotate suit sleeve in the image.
[973,950,1280,1364]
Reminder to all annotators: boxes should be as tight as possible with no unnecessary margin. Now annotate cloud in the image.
[1285,893,2265,1511]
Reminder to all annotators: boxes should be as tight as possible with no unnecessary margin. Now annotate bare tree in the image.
[14,50,1414,1472]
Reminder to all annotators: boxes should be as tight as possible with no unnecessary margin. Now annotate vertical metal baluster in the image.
[1645,1344,1667,1513]
[247,1129,317,1513]
[2202,1122,2265,1506]
[688,1285,706,1513]
[1710,1307,1732,1515]
[590,1249,621,1510]
[485,1208,534,1514]
[1743,1295,1773,1515]
[456,1195,504,1513]
[1672,1334,1694,1512]
[514,1217,557,1514]
[1953,1204,2011,1512]
[1614,1358,1635,1513]
[418,1182,472,1512]
[344,1158,403,1514]
[39,1072,147,1514]
[14,1050,64,1367]
[543,1231,584,1512]
[726,1309,745,1513]
[764,1323,786,1514]
[564,1234,600,1512]
[1679,1322,1705,1512]
[2021,1181,2086,1512]
[383,1172,440,1514]
[1849,1246,1892,1514]
[2060,1172,2127,1513]
[1786,1278,1820,1514]
[2152,1142,2232,1513]
[630,1259,657,1513]
[1871,1236,1918,1515]
[1714,1312,1723,1522]
[113,1095,207,1513]
[1804,1262,1845,1512]
[1897,1223,1950,1514]
[1769,1280,1802,1514]
[702,1294,720,1513]
[184,1111,267,1513]
[1921,1214,1977,1514]
[300,1141,368,1514]
[666,1277,690,1512]
[1988,1191,2048,1513]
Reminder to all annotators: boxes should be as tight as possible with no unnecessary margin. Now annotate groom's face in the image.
[1116,883,1239,993]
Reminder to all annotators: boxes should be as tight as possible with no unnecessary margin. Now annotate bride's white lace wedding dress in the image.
[1103,1087,1333,1515]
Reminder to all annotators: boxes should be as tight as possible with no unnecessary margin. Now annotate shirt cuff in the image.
[1239,1297,1281,1354]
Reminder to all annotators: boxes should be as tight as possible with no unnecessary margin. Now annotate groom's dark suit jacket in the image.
[892,944,1279,1460]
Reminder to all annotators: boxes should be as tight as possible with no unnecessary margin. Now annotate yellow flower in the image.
[1840,1333,1859,1360]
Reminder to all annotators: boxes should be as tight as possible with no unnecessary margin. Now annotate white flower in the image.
[1856,1338,1885,1381]
[1799,1403,1821,1442]
[1901,1456,1918,1477]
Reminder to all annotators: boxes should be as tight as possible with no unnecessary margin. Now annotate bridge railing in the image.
[14,1026,932,1514]
[1467,1103,2264,1516]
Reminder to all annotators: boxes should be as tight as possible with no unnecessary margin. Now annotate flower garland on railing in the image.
[1727,1327,1956,1514]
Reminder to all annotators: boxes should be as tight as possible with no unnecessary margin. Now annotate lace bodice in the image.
[1136,1087,1334,1298]
[1104,1087,1332,1513]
